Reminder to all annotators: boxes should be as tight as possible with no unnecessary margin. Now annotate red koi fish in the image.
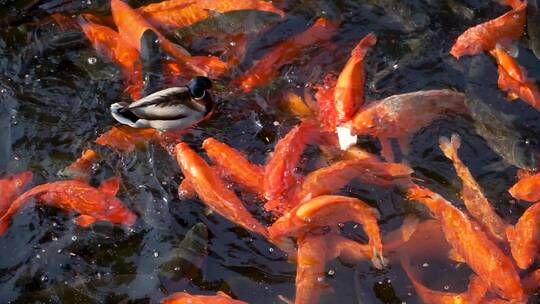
[439,134,508,243]
[350,89,467,162]
[406,184,523,301]
[264,122,320,209]
[0,172,33,217]
[161,291,248,304]
[295,233,329,304]
[202,137,265,196]
[140,0,284,32]
[506,202,540,269]
[61,149,100,181]
[490,48,540,111]
[509,172,540,202]
[0,177,137,235]
[95,126,160,153]
[174,143,268,237]
[450,3,526,58]
[235,18,338,92]
[334,33,377,124]
[290,159,412,206]
[77,17,143,99]
[269,195,384,269]
[111,0,227,79]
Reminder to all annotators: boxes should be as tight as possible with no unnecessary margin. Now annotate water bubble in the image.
[268,247,274,253]
[35,254,41,259]
[40,274,48,282]
[71,235,77,241]
[327,269,335,276]
[443,285,450,290]
[174,267,180,272]
[153,251,159,257]
[87,57,97,65]
[273,121,280,126]
[229,41,236,47]
[317,276,324,282]
[422,262,429,267]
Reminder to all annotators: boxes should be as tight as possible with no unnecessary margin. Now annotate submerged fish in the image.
[463,55,539,170]
[159,223,208,284]
[0,171,33,217]
[161,291,248,304]
[529,0,540,59]
[140,29,165,97]
[0,177,137,235]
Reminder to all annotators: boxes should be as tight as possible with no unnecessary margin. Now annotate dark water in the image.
[0,0,538,303]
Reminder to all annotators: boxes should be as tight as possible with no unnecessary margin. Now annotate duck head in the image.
[110,76,214,131]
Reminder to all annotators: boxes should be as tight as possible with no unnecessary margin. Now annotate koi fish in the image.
[295,233,329,304]
[59,149,99,181]
[529,0,540,59]
[269,195,384,269]
[77,16,143,98]
[158,222,208,284]
[490,47,540,112]
[264,122,320,211]
[161,291,247,304]
[350,89,467,162]
[234,18,338,92]
[140,28,165,97]
[174,143,268,237]
[464,55,538,170]
[202,137,265,196]
[439,134,508,243]
[0,171,33,217]
[509,172,540,202]
[506,202,540,269]
[406,184,523,300]
[289,159,412,206]
[139,0,284,32]
[334,33,377,125]
[111,0,227,79]
[450,2,526,58]
[95,125,160,153]
[0,177,137,235]
[522,268,540,293]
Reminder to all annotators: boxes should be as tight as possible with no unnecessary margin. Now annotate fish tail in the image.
[350,32,377,59]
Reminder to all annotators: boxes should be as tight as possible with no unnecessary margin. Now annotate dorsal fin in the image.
[99,177,120,196]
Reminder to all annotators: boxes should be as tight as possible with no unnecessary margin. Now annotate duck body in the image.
[110,76,214,131]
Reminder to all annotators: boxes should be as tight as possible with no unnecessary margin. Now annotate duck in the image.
[110,76,214,131]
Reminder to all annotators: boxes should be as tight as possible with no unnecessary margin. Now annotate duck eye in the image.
[188,76,211,99]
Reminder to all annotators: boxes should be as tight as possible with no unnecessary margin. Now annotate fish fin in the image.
[506,225,516,244]
[448,248,466,263]
[99,177,120,196]
[351,32,377,58]
[277,294,294,304]
[482,160,510,172]
[379,138,396,162]
[439,134,461,161]
[216,291,231,298]
[74,215,97,227]
[396,135,412,159]
[0,219,9,236]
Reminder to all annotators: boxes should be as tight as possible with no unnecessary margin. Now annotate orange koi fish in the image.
[235,18,338,92]
[334,33,377,124]
[295,233,329,304]
[0,171,33,217]
[291,159,412,205]
[506,202,540,269]
[140,0,284,32]
[314,74,338,130]
[439,134,508,243]
[60,149,100,181]
[111,0,227,78]
[402,260,488,304]
[77,17,143,98]
[264,122,320,207]
[202,137,265,196]
[490,48,540,111]
[509,172,540,202]
[174,143,268,237]
[406,184,523,301]
[450,3,526,58]
[350,89,467,162]
[269,195,384,269]
[95,125,160,153]
[0,177,137,235]
[161,291,248,304]
[178,178,197,199]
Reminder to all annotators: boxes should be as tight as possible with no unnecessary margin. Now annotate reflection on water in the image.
[0,0,539,303]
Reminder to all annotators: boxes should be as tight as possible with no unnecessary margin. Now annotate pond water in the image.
[0,0,539,303]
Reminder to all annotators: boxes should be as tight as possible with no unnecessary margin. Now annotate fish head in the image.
[512,138,538,171]
[12,171,33,189]
[351,109,378,135]
[103,197,137,226]
[187,76,212,100]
